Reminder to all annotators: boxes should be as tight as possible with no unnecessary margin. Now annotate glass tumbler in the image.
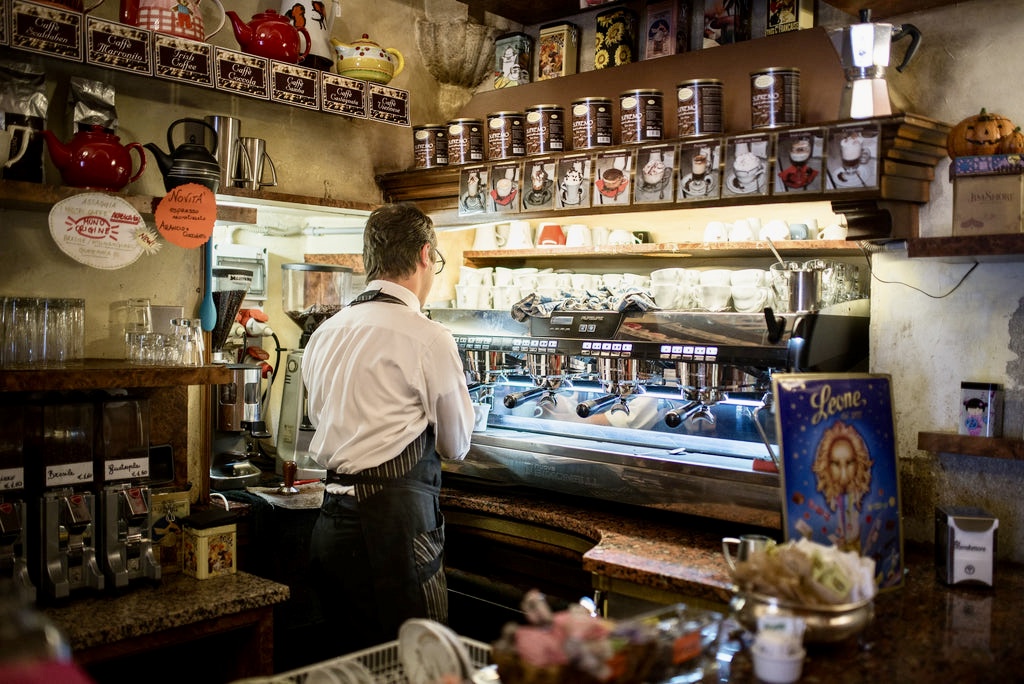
[124,297,152,362]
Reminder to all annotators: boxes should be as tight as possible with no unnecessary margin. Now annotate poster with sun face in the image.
[773,373,904,591]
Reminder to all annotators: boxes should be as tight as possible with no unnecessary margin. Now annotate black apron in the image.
[323,289,448,626]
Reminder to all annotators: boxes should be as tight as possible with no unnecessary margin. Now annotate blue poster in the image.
[773,373,904,590]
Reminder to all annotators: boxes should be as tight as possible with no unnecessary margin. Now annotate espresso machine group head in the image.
[276,263,353,479]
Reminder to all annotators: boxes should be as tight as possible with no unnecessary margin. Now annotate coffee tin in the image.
[412,125,448,169]
[447,118,484,165]
[486,111,526,159]
[620,88,663,143]
[750,67,800,129]
[677,79,724,138]
[525,104,565,155]
[571,97,614,149]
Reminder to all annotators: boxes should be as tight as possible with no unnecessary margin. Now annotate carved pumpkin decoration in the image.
[947,108,1017,158]
[1000,127,1024,155]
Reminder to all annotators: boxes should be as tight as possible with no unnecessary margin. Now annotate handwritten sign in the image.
[48,194,146,270]
[154,184,217,249]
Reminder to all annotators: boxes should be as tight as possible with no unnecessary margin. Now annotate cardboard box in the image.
[952,173,1024,236]
[182,523,237,580]
[935,506,998,586]
[150,490,190,575]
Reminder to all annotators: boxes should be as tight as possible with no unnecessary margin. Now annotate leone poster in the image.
[773,373,904,591]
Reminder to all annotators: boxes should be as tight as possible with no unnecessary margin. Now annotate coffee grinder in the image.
[0,401,34,601]
[97,398,161,589]
[276,263,353,479]
[208,267,268,490]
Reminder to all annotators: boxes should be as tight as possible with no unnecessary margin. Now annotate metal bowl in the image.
[730,591,874,643]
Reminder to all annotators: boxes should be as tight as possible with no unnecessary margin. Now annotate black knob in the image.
[665,411,682,428]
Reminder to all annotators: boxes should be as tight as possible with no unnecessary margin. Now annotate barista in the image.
[303,203,475,654]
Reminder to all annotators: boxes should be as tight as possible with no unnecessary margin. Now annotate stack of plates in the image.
[398,619,475,684]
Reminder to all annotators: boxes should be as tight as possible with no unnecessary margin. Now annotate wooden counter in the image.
[441,482,1024,682]
[43,572,289,683]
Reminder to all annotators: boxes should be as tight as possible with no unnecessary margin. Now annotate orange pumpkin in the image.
[947,108,1017,158]
[999,127,1024,155]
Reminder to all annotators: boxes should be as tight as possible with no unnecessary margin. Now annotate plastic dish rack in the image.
[241,637,492,683]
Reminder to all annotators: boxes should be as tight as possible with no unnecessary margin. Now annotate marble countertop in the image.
[441,484,1024,682]
[42,571,290,651]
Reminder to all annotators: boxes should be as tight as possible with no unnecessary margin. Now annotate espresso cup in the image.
[592,226,610,246]
[759,219,790,241]
[731,285,770,313]
[608,229,641,246]
[729,219,755,242]
[536,223,565,247]
[788,223,809,240]
[505,220,533,249]
[703,221,727,243]
[697,284,732,312]
[565,223,592,248]
[472,224,499,251]
[818,223,849,240]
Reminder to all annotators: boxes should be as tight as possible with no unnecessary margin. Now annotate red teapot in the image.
[225,9,311,64]
[41,126,146,191]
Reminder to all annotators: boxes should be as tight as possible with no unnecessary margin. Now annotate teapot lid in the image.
[252,8,288,21]
[352,33,380,46]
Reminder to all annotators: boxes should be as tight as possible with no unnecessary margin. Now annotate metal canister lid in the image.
[573,96,612,104]
[678,78,723,87]
[448,118,482,124]
[413,124,445,130]
[488,111,524,117]
[750,66,800,75]
[620,88,662,97]
[527,104,562,110]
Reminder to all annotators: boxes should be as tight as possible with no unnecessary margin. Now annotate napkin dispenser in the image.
[935,506,998,587]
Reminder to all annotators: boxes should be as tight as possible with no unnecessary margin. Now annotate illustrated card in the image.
[634,144,676,204]
[774,126,824,194]
[522,157,557,211]
[458,166,489,216]
[773,373,904,591]
[488,161,522,214]
[825,122,881,191]
[723,134,770,197]
[554,154,593,210]
[677,138,721,201]
[592,149,633,207]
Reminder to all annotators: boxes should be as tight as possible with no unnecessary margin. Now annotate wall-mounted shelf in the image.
[919,431,1024,460]
[0,360,232,393]
[905,234,1024,262]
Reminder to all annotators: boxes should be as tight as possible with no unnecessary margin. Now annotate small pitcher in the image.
[722,534,773,571]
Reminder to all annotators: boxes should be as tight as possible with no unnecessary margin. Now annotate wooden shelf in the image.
[0,360,233,393]
[919,431,1024,460]
[905,234,1024,262]
[462,239,862,266]
[458,0,961,26]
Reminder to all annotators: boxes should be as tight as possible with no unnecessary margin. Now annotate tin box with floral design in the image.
[595,7,638,69]
[537,21,579,80]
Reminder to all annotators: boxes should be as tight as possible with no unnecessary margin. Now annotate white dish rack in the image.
[234,636,492,684]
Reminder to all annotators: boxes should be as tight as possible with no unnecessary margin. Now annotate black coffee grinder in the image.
[207,268,268,490]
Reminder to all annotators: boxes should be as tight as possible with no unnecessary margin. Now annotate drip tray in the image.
[211,461,262,490]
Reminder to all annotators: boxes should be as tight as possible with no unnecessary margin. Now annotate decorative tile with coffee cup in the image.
[555,155,592,209]
[593,150,632,206]
[678,138,722,201]
[522,159,557,211]
[634,144,675,204]
[724,134,770,197]
[774,126,824,193]
[458,166,489,216]
[488,162,521,214]
[825,122,880,190]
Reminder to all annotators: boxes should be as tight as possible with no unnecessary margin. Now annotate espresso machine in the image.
[208,267,269,490]
[31,401,104,601]
[828,9,922,119]
[276,263,353,479]
[96,398,160,588]
[436,298,869,529]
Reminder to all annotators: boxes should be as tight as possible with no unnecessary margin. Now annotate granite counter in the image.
[441,483,1024,682]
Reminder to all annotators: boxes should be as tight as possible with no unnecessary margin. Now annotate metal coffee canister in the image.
[412,124,448,169]
[750,67,801,129]
[619,88,663,144]
[486,111,526,159]
[571,97,613,150]
[525,104,565,155]
[447,118,484,165]
[677,79,724,138]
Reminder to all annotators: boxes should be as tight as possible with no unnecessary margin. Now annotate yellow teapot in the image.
[332,34,404,84]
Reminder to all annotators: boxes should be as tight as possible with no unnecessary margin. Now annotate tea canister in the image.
[412,125,448,169]
[447,118,484,165]
[486,111,526,159]
[677,79,724,138]
[620,89,663,143]
[525,104,565,155]
[494,32,533,89]
[595,7,638,69]
[537,21,579,80]
[750,67,801,129]
[571,97,614,150]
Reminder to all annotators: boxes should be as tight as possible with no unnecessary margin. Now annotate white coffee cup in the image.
[471,402,491,432]
[471,224,499,251]
[652,284,682,309]
[0,125,32,168]
[731,269,767,287]
[565,223,592,248]
[818,223,849,240]
[704,221,728,242]
[731,285,770,313]
[602,273,624,291]
[491,285,517,310]
[608,229,641,246]
[592,226,609,246]
[697,284,732,312]
[650,267,685,284]
[505,220,533,249]
[699,268,733,286]
[759,219,790,241]
[494,267,515,287]
[570,273,598,291]
[729,219,755,242]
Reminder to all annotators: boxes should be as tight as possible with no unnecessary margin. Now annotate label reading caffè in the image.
[11,0,83,61]
[271,62,319,110]
[0,0,9,46]
[154,33,213,87]
[86,16,151,75]
[215,47,270,99]
[322,73,367,118]
[368,84,410,127]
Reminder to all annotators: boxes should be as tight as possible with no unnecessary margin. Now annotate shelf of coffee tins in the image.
[378,113,950,238]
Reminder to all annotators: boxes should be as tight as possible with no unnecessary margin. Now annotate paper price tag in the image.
[154,184,218,249]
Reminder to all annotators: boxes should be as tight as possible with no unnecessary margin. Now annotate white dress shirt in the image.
[301,280,474,475]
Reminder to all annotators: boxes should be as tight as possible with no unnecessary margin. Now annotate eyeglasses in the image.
[432,247,445,275]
